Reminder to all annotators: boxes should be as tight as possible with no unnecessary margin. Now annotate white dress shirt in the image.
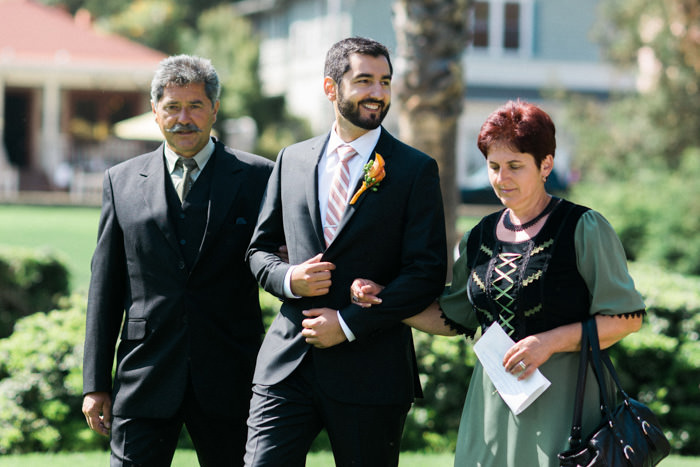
[284,126,382,342]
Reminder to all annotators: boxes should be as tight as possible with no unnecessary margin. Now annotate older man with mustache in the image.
[82,54,273,466]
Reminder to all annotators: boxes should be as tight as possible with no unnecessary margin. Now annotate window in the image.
[469,0,533,57]
[503,2,520,50]
[473,2,490,48]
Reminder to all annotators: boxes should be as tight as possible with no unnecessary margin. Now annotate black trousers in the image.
[244,353,411,467]
[110,381,249,466]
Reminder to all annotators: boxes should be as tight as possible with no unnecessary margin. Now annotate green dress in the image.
[439,200,645,467]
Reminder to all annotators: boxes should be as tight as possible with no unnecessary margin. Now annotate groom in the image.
[244,37,448,466]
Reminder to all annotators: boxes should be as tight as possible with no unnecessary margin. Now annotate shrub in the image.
[0,295,105,454]
[609,262,700,454]
[0,247,70,338]
[1,264,697,455]
[402,332,471,452]
[259,289,281,330]
[569,148,700,275]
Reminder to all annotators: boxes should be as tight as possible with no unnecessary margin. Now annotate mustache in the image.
[165,123,202,133]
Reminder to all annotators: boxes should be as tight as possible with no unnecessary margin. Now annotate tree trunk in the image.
[393,0,472,277]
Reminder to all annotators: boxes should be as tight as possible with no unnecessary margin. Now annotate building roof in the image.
[0,0,165,69]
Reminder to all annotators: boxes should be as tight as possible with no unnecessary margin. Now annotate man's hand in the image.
[291,254,335,297]
[82,391,112,436]
[350,278,384,308]
[301,308,347,348]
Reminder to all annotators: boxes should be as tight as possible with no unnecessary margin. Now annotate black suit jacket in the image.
[247,128,447,405]
[83,139,273,419]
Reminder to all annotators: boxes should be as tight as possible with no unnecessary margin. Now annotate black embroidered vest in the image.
[464,199,591,341]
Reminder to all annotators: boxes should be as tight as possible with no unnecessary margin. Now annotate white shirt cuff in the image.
[283,266,301,299]
[337,311,356,342]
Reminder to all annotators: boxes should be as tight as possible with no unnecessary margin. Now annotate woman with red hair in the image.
[352,100,644,466]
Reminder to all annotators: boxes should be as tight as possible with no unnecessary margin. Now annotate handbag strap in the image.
[586,318,632,420]
[598,341,632,401]
[585,318,616,420]
[567,319,591,449]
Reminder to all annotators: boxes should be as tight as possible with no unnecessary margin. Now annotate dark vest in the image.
[465,199,591,341]
[165,153,217,271]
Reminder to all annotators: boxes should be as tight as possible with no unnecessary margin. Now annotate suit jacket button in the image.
[178,261,186,270]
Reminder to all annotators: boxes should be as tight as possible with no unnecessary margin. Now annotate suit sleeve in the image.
[82,170,127,395]
[339,157,448,339]
[246,150,292,298]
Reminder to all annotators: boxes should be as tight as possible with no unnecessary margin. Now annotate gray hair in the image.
[150,55,220,106]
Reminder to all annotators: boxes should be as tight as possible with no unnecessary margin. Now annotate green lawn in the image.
[0,204,100,292]
[0,450,455,466]
[0,450,694,466]
[0,204,482,293]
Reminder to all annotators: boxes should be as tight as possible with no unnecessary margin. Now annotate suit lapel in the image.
[139,145,182,257]
[306,135,328,247]
[332,128,395,242]
[198,143,243,259]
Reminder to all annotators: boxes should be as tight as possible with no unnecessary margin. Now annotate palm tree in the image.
[393,0,472,272]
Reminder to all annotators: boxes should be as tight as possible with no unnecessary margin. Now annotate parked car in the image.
[460,166,568,204]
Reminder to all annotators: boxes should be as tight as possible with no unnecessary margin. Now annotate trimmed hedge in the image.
[612,263,700,454]
[0,295,105,454]
[0,247,70,338]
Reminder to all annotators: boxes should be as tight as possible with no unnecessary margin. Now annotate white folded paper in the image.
[473,323,551,415]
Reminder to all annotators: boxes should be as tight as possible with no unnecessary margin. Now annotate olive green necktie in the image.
[177,157,198,203]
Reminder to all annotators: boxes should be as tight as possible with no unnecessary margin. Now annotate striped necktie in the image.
[324,145,357,246]
[177,157,198,203]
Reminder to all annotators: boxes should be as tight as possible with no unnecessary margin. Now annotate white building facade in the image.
[235,0,635,197]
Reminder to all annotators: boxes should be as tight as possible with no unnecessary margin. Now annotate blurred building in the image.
[235,0,636,201]
[0,0,165,197]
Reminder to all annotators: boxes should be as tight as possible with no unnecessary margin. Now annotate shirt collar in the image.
[163,137,215,173]
[327,125,381,160]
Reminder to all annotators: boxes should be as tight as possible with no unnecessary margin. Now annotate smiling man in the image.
[82,55,273,466]
[244,37,448,466]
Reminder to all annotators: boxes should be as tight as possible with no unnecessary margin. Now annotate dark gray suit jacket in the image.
[247,128,447,405]
[83,139,273,418]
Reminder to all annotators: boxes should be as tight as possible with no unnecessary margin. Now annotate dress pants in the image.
[110,380,249,466]
[244,352,411,467]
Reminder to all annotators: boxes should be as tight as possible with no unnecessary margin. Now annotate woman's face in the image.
[486,145,553,212]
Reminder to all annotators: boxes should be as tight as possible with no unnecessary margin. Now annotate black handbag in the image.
[558,318,670,467]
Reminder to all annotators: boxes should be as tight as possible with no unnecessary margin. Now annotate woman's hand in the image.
[350,278,384,308]
[502,334,554,380]
[502,314,643,380]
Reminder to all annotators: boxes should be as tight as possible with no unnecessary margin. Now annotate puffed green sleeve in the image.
[575,210,646,316]
[438,233,479,332]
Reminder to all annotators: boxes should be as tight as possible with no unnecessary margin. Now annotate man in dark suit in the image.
[244,38,448,466]
[82,55,273,466]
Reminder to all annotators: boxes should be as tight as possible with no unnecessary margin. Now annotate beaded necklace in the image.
[503,196,559,232]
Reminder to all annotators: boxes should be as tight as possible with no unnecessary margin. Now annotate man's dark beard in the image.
[337,89,390,130]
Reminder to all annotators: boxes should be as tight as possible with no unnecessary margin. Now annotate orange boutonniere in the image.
[349,153,385,205]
